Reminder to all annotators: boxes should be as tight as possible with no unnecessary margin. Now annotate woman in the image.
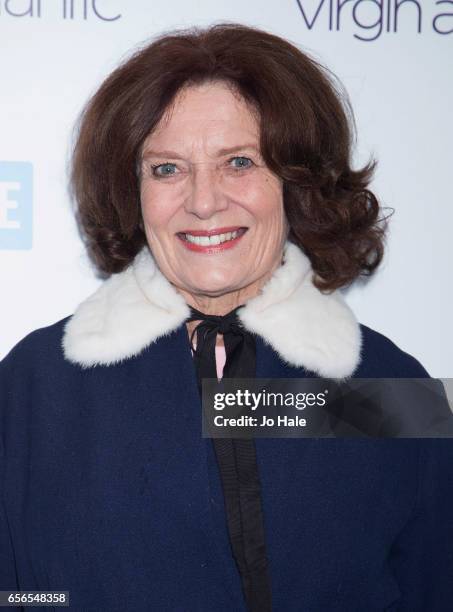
[1,22,452,612]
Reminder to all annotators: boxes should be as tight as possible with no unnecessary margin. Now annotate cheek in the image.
[242,177,283,220]
[140,186,174,229]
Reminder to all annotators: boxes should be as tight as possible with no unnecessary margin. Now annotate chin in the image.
[190,276,238,297]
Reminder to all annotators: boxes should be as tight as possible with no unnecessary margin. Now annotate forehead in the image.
[143,81,261,151]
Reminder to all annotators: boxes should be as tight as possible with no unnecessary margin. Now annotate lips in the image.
[176,226,248,252]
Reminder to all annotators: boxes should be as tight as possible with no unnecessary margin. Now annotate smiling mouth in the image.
[176,227,248,247]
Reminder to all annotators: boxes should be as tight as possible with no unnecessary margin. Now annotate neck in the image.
[182,255,284,349]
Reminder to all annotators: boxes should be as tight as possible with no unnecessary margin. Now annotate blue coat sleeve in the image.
[0,350,20,594]
[389,439,453,610]
[0,494,19,593]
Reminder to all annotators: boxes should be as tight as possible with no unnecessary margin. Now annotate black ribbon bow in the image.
[186,305,272,612]
[187,305,256,381]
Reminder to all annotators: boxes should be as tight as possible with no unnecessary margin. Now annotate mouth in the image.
[176,226,248,252]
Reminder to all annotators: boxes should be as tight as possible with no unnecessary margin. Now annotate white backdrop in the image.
[1,0,452,376]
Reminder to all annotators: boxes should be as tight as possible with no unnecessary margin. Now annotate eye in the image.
[229,156,254,170]
[150,162,178,178]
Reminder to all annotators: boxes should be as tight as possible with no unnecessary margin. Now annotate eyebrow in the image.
[141,143,260,160]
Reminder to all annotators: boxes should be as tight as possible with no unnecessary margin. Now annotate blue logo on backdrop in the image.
[0,162,33,250]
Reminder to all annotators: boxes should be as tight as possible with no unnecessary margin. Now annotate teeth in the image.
[184,230,241,245]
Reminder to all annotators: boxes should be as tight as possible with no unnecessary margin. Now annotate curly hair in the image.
[70,22,391,291]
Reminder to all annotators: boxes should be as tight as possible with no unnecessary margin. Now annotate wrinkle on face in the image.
[139,80,289,316]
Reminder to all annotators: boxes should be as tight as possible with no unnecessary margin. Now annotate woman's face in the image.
[139,80,289,303]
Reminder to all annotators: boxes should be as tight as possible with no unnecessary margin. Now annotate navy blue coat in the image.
[1,241,453,611]
[1,318,453,611]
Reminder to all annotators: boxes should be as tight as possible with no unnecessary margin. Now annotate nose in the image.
[183,163,229,219]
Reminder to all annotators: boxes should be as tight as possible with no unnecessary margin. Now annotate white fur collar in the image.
[62,240,362,378]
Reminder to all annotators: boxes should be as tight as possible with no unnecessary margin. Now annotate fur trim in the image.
[238,243,362,378]
[62,240,362,377]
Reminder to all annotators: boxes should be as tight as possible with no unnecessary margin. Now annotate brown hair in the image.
[71,22,391,291]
